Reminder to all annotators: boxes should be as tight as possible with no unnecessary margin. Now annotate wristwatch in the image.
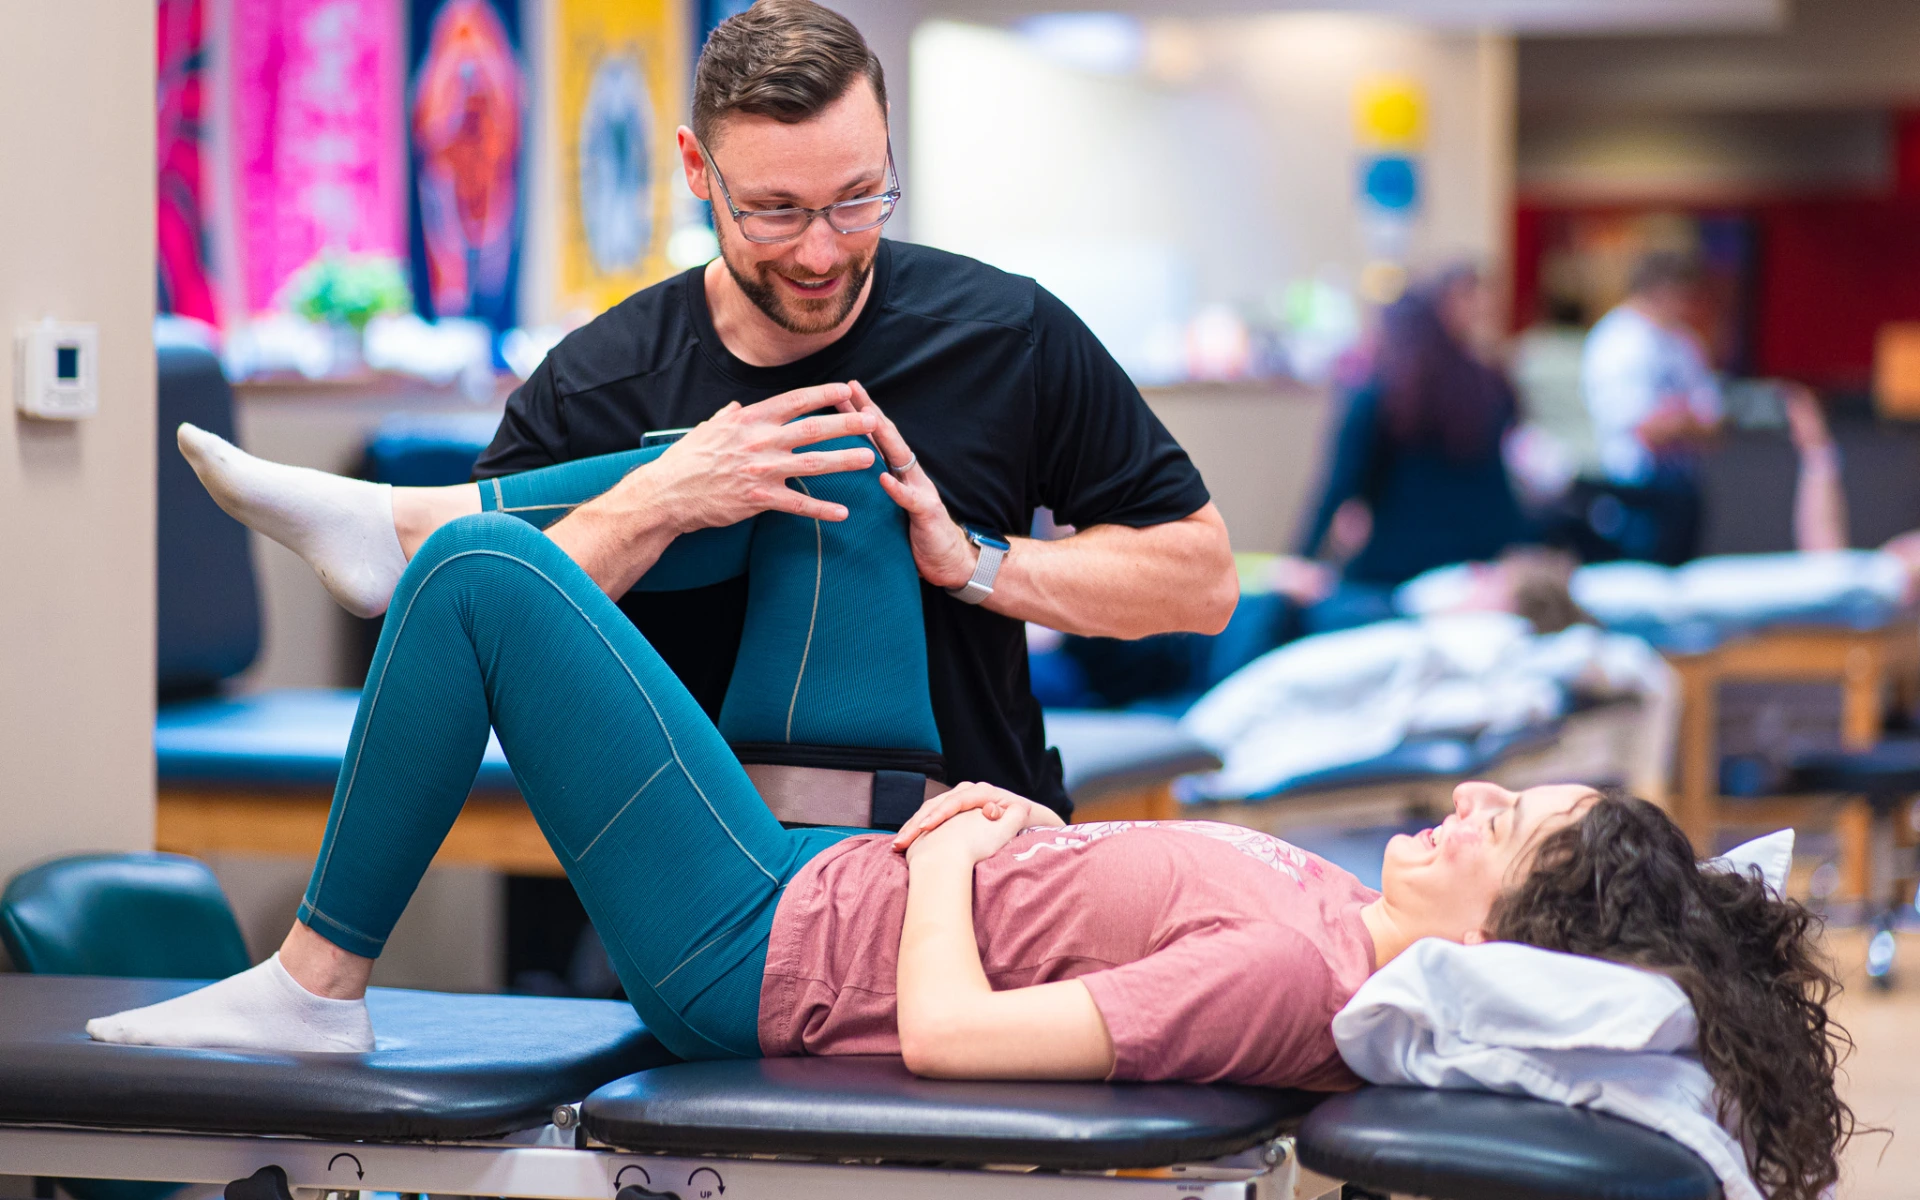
[947,527,1010,605]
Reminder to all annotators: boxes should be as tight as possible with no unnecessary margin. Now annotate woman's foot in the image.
[177,423,408,618]
[84,953,375,1053]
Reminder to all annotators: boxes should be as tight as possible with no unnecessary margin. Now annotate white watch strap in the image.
[948,539,1006,605]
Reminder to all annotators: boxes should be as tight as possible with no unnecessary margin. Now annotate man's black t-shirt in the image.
[474,240,1210,817]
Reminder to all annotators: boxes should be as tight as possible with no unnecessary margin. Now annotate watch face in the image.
[968,527,1011,551]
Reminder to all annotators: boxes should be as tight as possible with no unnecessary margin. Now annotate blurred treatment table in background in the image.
[1666,620,1920,896]
[157,698,1221,873]
[156,689,560,874]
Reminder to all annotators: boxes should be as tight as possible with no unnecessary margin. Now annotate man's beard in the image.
[722,244,875,335]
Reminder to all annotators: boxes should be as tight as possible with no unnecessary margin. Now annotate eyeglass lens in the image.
[739,195,895,242]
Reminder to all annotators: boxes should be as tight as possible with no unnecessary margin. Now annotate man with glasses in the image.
[475,0,1235,819]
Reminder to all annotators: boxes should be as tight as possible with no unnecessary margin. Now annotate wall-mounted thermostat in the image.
[16,320,99,420]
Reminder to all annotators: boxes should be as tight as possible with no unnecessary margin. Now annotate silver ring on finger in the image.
[888,452,916,477]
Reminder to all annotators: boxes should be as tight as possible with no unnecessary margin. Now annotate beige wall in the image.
[1143,385,1333,554]
[0,5,157,889]
[910,16,1515,350]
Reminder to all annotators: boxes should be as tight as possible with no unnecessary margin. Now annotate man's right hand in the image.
[546,383,877,596]
[1636,396,1714,451]
[638,383,879,532]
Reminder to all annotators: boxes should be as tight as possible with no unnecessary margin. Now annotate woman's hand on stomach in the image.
[893,782,1064,862]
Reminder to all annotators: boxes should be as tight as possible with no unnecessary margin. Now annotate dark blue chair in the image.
[156,346,261,701]
[1783,736,1920,988]
[153,345,515,833]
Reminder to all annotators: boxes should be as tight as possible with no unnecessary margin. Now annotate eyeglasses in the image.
[698,137,901,245]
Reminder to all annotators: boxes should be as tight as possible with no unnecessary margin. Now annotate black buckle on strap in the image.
[869,771,927,831]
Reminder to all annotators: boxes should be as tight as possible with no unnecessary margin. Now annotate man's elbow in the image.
[1182,513,1238,636]
[1190,555,1238,635]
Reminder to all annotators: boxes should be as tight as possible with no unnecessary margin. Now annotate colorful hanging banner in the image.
[408,0,525,330]
[228,0,407,318]
[555,0,687,314]
[158,0,218,325]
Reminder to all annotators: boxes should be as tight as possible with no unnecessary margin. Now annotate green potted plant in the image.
[282,253,413,373]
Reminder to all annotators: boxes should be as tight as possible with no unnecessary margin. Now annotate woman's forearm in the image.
[1794,443,1848,553]
[897,852,993,1068]
[896,845,1115,1080]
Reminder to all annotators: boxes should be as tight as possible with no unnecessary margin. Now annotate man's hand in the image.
[1636,396,1718,451]
[637,383,879,532]
[893,781,1064,857]
[845,381,979,590]
[1783,384,1831,455]
[841,380,1236,638]
[548,383,877,595]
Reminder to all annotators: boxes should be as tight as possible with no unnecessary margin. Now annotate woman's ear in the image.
[1462,929,1487,946]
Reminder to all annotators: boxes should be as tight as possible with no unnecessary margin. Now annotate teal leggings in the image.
[298,441,934,1059]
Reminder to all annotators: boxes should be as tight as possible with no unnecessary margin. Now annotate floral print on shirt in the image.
[1011,820,1318,886]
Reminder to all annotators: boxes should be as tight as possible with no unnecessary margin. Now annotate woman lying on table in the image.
[95,397,1853,1200]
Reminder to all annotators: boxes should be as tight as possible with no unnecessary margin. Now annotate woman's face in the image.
[1380,781,1599,942]
[1437,275,1492,351]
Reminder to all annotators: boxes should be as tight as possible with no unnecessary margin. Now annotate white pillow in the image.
[1704,829,1793,897]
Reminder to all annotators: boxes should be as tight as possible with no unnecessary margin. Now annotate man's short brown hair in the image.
[1628,250,1702,298]
[692,0,886,146]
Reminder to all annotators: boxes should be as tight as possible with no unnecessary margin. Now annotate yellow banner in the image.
[555,0,686,313]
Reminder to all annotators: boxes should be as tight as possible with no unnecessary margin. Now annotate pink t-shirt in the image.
[758,820,1378,1090]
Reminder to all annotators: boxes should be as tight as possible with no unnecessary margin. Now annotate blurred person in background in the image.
[1785,384,1920,596]
[1506,297,1598,507]
[1290,265,1531,633]
[1580,251,1723,565]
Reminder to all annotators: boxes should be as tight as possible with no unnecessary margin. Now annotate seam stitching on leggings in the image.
[654,929,732,989]
[784,480,823,743]
[301,904,381,946]
[576,759,671,861]
[490,478,503,509]
[654,905,769,990]
[321,543,782,904]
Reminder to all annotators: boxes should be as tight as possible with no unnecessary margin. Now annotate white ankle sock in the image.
[176,422,408,619]
[85,953,375,1053]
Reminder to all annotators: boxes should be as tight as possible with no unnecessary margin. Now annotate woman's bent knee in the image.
[412,510,554,565]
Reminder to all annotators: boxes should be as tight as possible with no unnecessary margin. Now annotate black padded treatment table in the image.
[0,975,1721,1200]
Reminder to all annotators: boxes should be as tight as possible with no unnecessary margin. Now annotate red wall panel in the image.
[1515,110,1920,391]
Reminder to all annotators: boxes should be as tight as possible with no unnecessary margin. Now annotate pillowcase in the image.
[1704,828,1793,897]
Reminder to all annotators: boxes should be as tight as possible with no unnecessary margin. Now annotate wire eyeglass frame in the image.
[697,137,901,245]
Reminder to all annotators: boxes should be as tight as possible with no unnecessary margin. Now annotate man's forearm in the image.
[984,504,1237,639]
[544,472,685,598]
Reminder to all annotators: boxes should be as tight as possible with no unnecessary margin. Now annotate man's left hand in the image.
[843,381,979,591]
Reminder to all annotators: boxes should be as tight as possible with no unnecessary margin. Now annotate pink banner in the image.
[158,0,216,324]
[230,0,404,316]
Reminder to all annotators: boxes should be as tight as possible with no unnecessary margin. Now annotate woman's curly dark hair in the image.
[1486,789,1855,1200]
